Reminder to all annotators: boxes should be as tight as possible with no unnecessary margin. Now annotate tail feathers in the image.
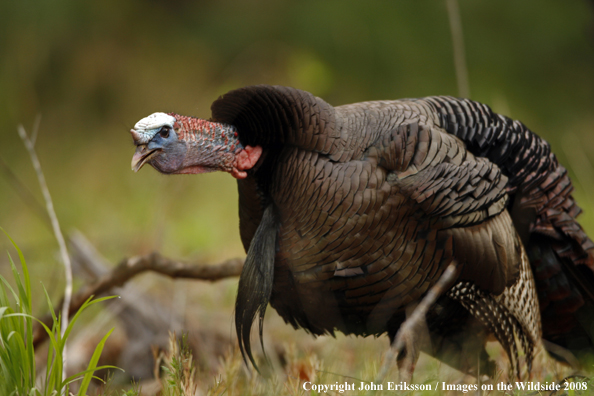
[235,204,278,371]
[520,162,594,269]
[527,235,594,367]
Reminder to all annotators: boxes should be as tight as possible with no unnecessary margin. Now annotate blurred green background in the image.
[1,0,593,301]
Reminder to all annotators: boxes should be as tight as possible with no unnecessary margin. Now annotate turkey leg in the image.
[376,262,459,382]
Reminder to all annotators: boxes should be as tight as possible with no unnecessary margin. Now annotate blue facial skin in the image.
[146,127,176,150]
[145,127,188,174]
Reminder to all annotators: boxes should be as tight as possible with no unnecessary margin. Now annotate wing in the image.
[368,119,538,373]
[420,96,594,267]
[345,95,593,302]
[367,121,520,294]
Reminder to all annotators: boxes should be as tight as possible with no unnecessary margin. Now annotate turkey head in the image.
[130,112,261,179]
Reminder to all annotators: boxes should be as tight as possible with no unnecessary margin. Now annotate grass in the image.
[152,331,586,396]
[0,212,591,396]
[158,333,199,396]
[72,271,584,396]
[0,229,136,396]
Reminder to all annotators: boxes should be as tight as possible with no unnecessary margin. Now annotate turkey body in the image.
[238,102,528,337]
[131,84,594,377]
[209,86,594,375]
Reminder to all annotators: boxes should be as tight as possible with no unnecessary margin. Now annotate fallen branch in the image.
[64,231,236,379]
[33,249,244,347]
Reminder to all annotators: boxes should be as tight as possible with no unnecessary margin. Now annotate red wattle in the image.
[231,145,263,179]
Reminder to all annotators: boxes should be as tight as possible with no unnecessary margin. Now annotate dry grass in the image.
[143,328,584,396]
[75,274,580,396]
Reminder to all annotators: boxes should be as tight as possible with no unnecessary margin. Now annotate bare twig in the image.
[18,124,73,384]
[445,0,470,98]
[33,248,244,347]
[375,262,458,383]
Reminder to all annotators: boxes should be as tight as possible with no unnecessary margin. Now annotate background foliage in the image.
[0,0,593,390]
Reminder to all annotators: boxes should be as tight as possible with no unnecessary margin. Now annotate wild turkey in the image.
[130,85,594,378]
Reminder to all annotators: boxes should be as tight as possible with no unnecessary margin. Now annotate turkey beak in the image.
[131,144,158,172]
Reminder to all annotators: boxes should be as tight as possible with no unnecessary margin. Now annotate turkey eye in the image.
[159,127,170,138]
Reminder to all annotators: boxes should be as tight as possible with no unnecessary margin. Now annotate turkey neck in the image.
[172,114,240,150]
[171,114,244,172]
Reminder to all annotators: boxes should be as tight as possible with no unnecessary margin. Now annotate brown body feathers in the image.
[209,86,594,376]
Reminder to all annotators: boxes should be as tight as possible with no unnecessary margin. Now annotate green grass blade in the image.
[40,283,65,390]
[1,230,123,396]
[6,330,29,389]
[6,313,62,394]
[76,327,115,396]
[1,252,35,393]
[0,267,20,311]
[63,365,122,387]
[4,254,36,391]
[61,295,117,344]
[1,227,33,313]
[41,285,58,327]
[11,237,35,382]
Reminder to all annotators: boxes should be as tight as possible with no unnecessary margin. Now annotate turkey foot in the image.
[376,262,459,383]
[395,302,427,382]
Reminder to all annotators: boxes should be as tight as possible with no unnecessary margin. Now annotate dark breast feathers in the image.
[211,85,594,375]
